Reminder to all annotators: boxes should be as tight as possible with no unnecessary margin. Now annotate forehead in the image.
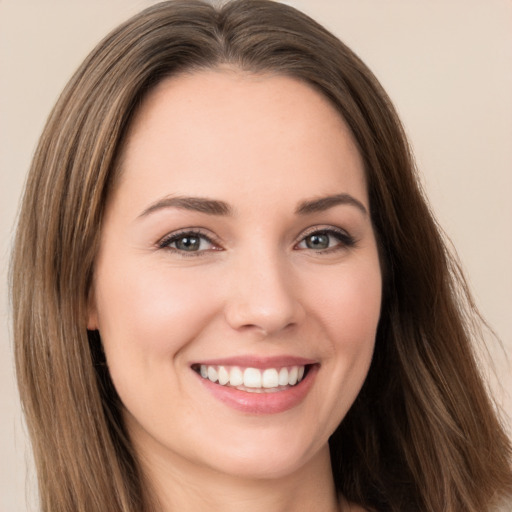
[113,69,367,212]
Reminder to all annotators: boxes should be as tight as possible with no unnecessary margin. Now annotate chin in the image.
[190,423,331,482]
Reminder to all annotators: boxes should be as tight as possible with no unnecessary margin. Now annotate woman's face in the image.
[89,70,382,481]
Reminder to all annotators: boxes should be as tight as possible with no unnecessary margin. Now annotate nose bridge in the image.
[223,242,302,335]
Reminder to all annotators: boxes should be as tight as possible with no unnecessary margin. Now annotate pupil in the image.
[177,236,200,251]
[306,233,329,249]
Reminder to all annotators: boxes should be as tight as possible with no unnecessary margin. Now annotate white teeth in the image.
[218,366,230,385]
[278,367,289,386]
[197,364,307,390]
[288,366,298,385]
[243,368,262,388]
[207,366,218,383]
[262,368,279,388]
[230,366,244,386]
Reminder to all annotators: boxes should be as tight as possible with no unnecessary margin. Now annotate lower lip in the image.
[194,365,318,415]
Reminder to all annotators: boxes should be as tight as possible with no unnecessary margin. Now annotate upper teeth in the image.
[198,365,306,390]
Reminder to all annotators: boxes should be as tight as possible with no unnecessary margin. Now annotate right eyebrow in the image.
[295,193,368,216]
[138,195,233,218]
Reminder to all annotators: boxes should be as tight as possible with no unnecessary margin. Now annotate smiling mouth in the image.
[191,364,312,393]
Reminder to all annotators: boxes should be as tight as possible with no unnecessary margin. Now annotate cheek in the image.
[94,259,221,369]
[306,257,381,401]
[310,259,381,344]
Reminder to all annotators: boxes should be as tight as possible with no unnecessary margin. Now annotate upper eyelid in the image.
[296,225,351,240]
[157,228,220,249]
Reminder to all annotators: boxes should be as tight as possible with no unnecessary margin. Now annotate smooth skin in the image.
[88,69,380,512]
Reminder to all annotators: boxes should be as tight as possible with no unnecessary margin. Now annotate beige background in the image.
[1,1,511,510]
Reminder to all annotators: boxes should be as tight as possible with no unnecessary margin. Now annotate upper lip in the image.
[191,355,317,369]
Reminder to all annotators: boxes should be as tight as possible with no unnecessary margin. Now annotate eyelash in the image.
[157,226,356,257]
[157,229,220,257]
[295,227,357,254]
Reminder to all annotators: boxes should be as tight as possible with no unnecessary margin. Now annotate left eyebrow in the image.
[138,195,233,218]
[295,193,368,216]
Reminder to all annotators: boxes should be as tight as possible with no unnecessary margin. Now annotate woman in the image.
[10,0,512,511]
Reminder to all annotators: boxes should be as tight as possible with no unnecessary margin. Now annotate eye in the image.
[296,228,356,253]
[158,230,220,255]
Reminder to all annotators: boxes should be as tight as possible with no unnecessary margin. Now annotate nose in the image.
[223,250,304,336]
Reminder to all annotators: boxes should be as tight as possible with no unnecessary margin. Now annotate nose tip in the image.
[225,301,297,337]
[223,260,304,337]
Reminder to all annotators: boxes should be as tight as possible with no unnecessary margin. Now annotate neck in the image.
[139,444,341,512]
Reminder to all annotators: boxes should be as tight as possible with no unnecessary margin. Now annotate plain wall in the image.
[1,1,511,510]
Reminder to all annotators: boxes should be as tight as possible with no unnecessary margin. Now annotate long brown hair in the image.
[11,1,512,510]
